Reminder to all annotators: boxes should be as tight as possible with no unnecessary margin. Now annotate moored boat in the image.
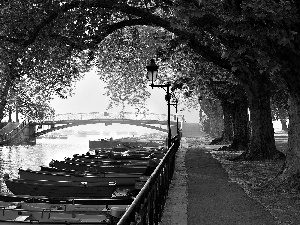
[4,179,134,198]
[0,195,132,224]
[48,160,148,174]
[18,169,141,186]
[89,139,162,149]
[19,201,128,213]
[0,193,133,205]
[0,200,129,214]
[0,207,108,223]
[63,158,149,167]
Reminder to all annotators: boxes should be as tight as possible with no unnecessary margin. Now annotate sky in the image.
[50,71,200,124]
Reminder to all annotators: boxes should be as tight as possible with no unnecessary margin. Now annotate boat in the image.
[48,160,148,174]
[72,153,110,160]
[0,203,129,224]
[0,195,132,224]
[20,201,129,213]
[0,198,130,214]
[71,147,159,161]
[4,179,134,198]
[0,207,108,223]
[0,220,108,224]
[63,157,149,166]
[0,193,133,205]
[18,169,142,186]
[89,139,162,149]
[69,154,149,162]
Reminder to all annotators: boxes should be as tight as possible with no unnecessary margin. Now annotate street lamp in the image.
[170,95,180,137]
[146,59,159,86]
[146,59,172,149]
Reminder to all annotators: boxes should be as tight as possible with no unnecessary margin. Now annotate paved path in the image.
[160,138,277,225]
[159,139,188,225]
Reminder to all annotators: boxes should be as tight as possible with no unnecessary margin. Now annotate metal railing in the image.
[43,112,183,123]
[117,135,181,225]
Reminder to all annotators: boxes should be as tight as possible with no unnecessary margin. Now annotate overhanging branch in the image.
[3,0,231,73]
[49,18,154,51]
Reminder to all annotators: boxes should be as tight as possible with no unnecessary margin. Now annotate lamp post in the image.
[146,59,172,149]
[170,96,180,137]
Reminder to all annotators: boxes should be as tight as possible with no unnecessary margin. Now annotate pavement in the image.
[160,137,277,225]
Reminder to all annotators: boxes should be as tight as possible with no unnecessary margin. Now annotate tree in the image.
[95,26,172,112]
[0,0,136,122]
[7,77,57,122]
[167,46,249,148]
[0,0,93,122]
[173,0,284,160]
[218,0,300,181]
[1,0,300,184]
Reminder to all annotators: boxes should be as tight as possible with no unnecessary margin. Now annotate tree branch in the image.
[88,18,154,46]
[6,0,231,73]
[49,18,154,51]
[22,0,163,46]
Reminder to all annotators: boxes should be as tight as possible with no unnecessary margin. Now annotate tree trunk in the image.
[209,117,224,138]
[221,100,234,143]
[276,91,300,188]
[198,107,204,131]
[236,77,285,160]
[280,119,288,132]
[8,110,12,122]
[0,73,13,122]
[201,99,224,138]
[0,54,17,122]
[15,104,19,123]
[230,92,249,151]
[203,119,211,135]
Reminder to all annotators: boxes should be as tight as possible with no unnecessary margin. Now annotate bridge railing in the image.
[117,135,181,225]
[43,112,183,122]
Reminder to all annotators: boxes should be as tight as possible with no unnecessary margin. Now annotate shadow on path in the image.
[186,147,277,225]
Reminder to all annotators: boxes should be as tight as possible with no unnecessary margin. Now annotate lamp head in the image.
[146,59,159,84]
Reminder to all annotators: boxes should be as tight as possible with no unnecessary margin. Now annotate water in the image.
[0,135,94,193]
[0,129,163,194]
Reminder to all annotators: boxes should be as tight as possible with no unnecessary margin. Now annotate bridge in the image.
[0,111,183,146]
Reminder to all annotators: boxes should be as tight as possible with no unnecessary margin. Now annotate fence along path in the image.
[117,136,181,225]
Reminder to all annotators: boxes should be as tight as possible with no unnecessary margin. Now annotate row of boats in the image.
[0,142,166,224]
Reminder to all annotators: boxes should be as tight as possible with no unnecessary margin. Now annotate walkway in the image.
[160,138,277,225]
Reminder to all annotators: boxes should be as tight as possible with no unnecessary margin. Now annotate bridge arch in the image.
[33,120,171,137]
[33,111,182,137]
[0,112,182,145]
